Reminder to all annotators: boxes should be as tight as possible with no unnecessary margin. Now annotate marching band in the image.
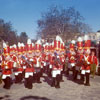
[0,35,98,89]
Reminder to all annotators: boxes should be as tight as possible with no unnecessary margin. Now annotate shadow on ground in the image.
[0,95,11,100]
[65,74,84,85]
[20,95,51,100]
[43,76,52,86]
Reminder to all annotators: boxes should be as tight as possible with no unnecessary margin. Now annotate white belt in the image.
[81,70,90,75]
[25,72,33,78]
[23,66,26,69]
[14,71,22,76]
[71,63,75,67]
[2,74,11,79]
[49,64,52,68]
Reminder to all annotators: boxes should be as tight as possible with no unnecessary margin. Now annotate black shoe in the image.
[37,81,42,83]
[51,84,55,87]
[55,85,60,88]
[3,86,10,89]
[6,87,10,89]
[15,80,18,83]
[60,80,64,82]
[79,81,84,85]
[66,72,69,75]
[28,86,32,89]
[3,85,6,88]
[84,83,90,86]
[25,84,28,88]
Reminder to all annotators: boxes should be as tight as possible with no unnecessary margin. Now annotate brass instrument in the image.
[21,56,32,68]
[82,57,90,68]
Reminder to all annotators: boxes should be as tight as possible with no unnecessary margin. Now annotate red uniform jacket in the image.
[49,55,54,65]
[2,61,13,75]
[33,56,42,67]
[82,55,91,70]
[60,56,65,64]
[25,58,34,72]
[76,54,84,67]
[17,59,23,72]
[67,53,76,63]
[52,64,63,70]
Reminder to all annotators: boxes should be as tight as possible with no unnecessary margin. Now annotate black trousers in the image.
[81,73,90,84]
[33,72,41,83]
[66,66,75,76]
[51,75,60,88]
[85,73,90,84]
[15,73,23,83]
[40,68,43,77]
[48,68,52,77]
[74,70,78,80]
[60,71,63,81]
[25,76,33,89]
[3,77,11,89]
[81,74,85,84]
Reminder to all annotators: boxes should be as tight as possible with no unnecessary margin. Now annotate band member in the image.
[45,51,50,74]
[24,57,34,89]
[48,52,54,77]
[12,55,20,83]
[34,52,42,83]
[13,43,23,83]
[60,53,65,82]
[51,52,62,88]
[0,54,2,68]
[24,39,34,89]
[81,35,91,86]
[43,43,50,74]
[0,54,2,84]
[60,41,65,74]
[74,37,84,80]
[33,40,42,83]
[51,36,64,88]
[41,52,46,76]
[48,42,55,77]
[67,40,76,76]
[2,42,13,89]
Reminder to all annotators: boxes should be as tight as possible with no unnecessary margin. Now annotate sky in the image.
[0,0,100,39]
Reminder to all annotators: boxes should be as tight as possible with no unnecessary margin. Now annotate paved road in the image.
[0,74,100,100]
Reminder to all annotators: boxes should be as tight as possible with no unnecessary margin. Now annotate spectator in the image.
[90,51,98,78]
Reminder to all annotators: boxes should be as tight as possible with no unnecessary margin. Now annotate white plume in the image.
[27,39,31,44]
[77,37,83,42]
